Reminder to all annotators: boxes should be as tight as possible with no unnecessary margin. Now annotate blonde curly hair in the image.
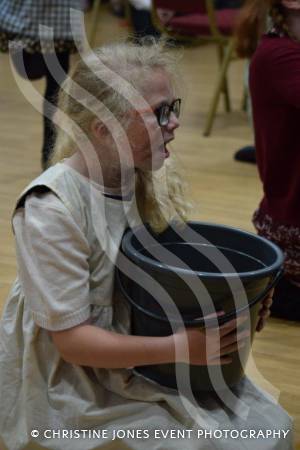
[50,39,190,233]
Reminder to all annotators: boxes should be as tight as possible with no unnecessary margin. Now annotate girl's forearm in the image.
[50,325,176,368]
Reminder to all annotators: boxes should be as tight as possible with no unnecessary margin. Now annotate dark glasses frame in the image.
[154,98,181,127]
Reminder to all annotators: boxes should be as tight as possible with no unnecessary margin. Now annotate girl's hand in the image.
[173,315,249,366]
[256,288,274,332]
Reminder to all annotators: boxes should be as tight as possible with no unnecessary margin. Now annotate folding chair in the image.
[89,0,102,46]
[151,0,241,136]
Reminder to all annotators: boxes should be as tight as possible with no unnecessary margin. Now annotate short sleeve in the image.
[13,191,91,331]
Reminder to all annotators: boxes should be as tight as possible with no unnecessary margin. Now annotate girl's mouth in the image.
[164,144,170,158]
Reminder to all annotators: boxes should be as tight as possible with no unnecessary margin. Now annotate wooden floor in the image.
[0,5,299,448]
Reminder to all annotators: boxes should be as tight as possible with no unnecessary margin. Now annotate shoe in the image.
[234,146,256,164]
[270,276,300,321]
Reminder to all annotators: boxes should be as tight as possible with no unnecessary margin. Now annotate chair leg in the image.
[241,86,248,112]
[89,0,102,47]
[217,43,231,113]
[203,39,235,137]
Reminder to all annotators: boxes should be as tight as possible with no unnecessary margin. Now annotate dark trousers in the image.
[214,0,243,8]
[129,5,160,40]
[11,50,70,169]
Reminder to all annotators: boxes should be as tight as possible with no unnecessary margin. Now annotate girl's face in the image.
[126,69,180,171]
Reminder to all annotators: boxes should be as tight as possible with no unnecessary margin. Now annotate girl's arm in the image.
[50,325,175,368]
[50,315,249,368]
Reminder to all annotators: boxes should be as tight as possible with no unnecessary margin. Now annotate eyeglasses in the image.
[153,98,181,127]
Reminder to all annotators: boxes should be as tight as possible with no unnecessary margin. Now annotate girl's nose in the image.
[166,111,180,131]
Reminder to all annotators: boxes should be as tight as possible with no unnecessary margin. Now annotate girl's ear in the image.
[90,118,106,139]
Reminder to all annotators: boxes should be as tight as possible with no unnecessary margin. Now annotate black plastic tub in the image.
[117,221,284,392]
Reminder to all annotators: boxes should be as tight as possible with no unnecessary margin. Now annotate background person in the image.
[0,0,83,169]
[128,0,160,39]
[235,0,300,320]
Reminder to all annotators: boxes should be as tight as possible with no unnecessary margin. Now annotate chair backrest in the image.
[152,0,207,15]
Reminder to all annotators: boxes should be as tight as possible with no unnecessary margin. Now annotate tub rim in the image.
[121,221,284,280]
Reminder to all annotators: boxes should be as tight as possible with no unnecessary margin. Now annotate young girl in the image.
[0,40,292,450]
[236,0,300,320]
